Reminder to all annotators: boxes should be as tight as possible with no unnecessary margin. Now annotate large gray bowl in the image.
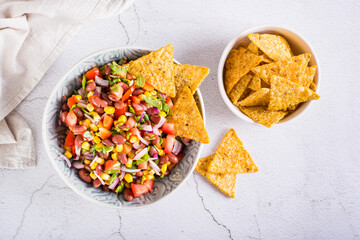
[42,47,205,208]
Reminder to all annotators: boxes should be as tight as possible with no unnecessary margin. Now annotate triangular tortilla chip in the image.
[268,75,320,111]
[224,48,263,94]
[174,64,209,95]
[228,74,252,104]
[196,154,237,198]
[247,42,259,55]
[168,87,209,144]
[302,65,317,87]
[252,54,311,85]
[207,129,258,174]
[248,75,262,91]
[238,88,270,107]
[248,33,292,61]
[239,106,288,128]
[126,44,176,97]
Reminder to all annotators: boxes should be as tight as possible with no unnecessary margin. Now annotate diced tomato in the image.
[126,116,136,128]
[104,160,120,172]
[110,83,124,100]
[162,122,175,135]
[102,115,113,129]
[164,134,175,153]
[65,111,77,128]
[71,145,76,155]
[114,104,128,119]
[131,180,154,198]
[143,82,154,92]
[121,85,136,102]
[165,96,173,107]
[85,66,102,80]
[131,96,141,104]
[123,143,132,154]
[67,96,77,109]
[98,128,112,139]
[64,131,75,148]
[137,161,148,170]
[131,103,144,115]
[129,128,140,138]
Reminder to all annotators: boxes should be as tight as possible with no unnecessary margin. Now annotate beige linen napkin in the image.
[0,0,133,168]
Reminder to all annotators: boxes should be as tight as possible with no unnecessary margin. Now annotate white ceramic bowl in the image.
[42,47,205,208]
[218,25,320,125]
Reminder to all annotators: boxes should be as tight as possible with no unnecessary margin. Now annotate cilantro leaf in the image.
[110,84,119,92]
[110,61,127,76]
[162,102,170,113]
[136,76,145,87]
[82,75,86,90]
[143,95,162,109]
[128,105,135,114]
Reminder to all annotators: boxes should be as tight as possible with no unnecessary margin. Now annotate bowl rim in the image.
[42,46,205,209]
[217,24,321,126]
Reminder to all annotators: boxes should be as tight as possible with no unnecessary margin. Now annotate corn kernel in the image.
[158,111,167,118]
[93,136,101,144]
[93,113,101,122]
[101,173,110,181]
[81,142,90,150]
[143,170,149,176]
[64,150,72,159]
[166,161,171,166]
[149,169,155,175]
[125,183,131,188]
[118,115,127,123]
[129,136,139,143]
[116,144,123,152]
[79,120,83,125]
[150,90,157,96]
[90,123,98,132]
[90,171,97,180]
[125,159,133,168]
[74,95,82,102]
[84,159,91,165]
[127,151,135,159]
[158,149,165,156]
[96,143,104,148]
[147,166,152,170]
[144,91,151,97]
[111,152,118,161]
[124,173,133,183]
[95,156,104,164]
[97,121,103,128]
[104,106,115,115]
[146,175,154,180]
[90,161,98,170]
[84,119,91,128]
[87,91,94,98]
[161,164,167,174]
[86,103,94,112]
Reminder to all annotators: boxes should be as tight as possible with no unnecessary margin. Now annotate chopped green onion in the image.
[82,75,86,90]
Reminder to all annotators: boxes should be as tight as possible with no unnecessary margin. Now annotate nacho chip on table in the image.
[196,154,237,198]
[248,75,262,91]
[239,106,288,128]
[168,87,209,144]
[207,129,258,174]
[174,64,210,95]
[268,75,320,111]
[224,48,263,94]
[302,65,317,88]
[248,33,293,61]
[228,74,252,104]
[238,88,270,107]
[126,44,176,97]
[252,54,311,85]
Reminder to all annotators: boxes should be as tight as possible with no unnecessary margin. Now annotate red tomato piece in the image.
[64,131,75,148]
[131,180,153,198]
[142,82,154,92]
[67,96,77,109]
[122,143,132,154]
[131,96,141,104]
[104,160,120,172]
[165,96,173,107]
[110,83,124,100]
[85,66,102,80]
[98,128,112,139]
[137,161,148,170]
[162,122,175,135]
[103,115,114,129]
[164,134,175,153]
[65,111,77,128]
[126,116,136,128]
[121,86,136,102]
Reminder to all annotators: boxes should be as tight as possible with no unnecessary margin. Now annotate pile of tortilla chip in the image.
[125,44,210,143]
[195,129,258,198]
[224,34,320,127]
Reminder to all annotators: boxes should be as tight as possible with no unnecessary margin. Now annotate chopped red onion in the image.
[84,113,98,125]
[139,124,152,132]
[133,148,148,160]
[95,75,109,87]
[77,102,88,109]
[121,167,141,173]
[93,91,100,96]
[158,92,166,99]
[84,152,95,160]
[137,112,145,122]
[132,142,141,150]
[96,86,102,94]
[94,171,105,185]
[153,116,166,135]
[125,112,134,117]
[58,152,71,168]
[139,104,148,111]
[172,140,182,155]
[148,160,161,175]
[77,88,85,97]
[119,171,125,181]
[136,133,149,146]
[152,107,160,114]
[109,177,119,190]
[72,161,84,169]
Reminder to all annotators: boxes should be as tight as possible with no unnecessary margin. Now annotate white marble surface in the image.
[1,0,360,239]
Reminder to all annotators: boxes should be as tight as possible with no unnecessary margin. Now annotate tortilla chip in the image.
[302,66,317,87]
[248,33,292,61]
[309,82,317,91]
[239,106,288,127]
[261,54,274,64]
[224,48,263,93]
[239,42,249,48]
[126,44,176,97]
[238,88,270,107]
[268,75,320,111]
[207,129,258,174]
[261,80,270,88]
[168,87,209,143]
[248,75,262,91]
[228,74,252,104]
[252,54,311,85]
[196,154,237,198]
[174,64,210,95]
[240,88,253,101]
[247,42,259,55]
